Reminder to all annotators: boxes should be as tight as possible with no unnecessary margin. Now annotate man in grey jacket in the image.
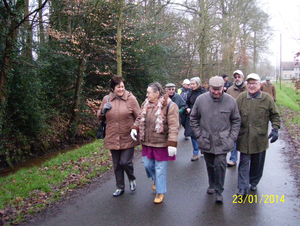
[190,76,241,203]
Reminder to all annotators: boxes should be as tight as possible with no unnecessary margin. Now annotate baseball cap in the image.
[233,70,244,78]
[246,73,261,82]
[183,79,190,85]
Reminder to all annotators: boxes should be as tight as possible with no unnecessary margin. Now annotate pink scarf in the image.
[139,96,165,141]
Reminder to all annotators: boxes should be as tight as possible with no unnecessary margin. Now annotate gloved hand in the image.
[101,102,112,114]
[168,146,177,157]
[268,128,278,143]
[130,129,137,141]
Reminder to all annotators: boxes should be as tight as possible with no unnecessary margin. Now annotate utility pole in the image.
[280,33,282,90]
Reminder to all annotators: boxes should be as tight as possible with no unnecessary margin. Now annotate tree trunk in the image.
[39,0,45,45]
[70,57,85,125]
[117,0,125,77]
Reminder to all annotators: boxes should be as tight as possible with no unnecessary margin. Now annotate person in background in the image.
[165,83,186,123]
[177,79,191,140]
[97,76,140,197]
[260,76,276,102]
[236,73,281,197]
[190,76,241,203]
[178,79,191,102]
[226,70,247,167]
[184,77,207,161]
[222,74,232,92]
[130,82,179,204]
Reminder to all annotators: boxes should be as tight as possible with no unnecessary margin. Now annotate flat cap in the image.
[209,76,224,88]
[246,73,261,82]
[266,76,271,81]
[165,83,176,88]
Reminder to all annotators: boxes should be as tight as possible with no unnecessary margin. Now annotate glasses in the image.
[247,82,259,87]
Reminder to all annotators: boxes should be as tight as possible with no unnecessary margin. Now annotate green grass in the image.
[0,139,112,214]
[275,81,300,111]
[274,81,300,130]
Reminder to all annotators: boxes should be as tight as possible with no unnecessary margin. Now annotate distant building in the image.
[282,62,300,80]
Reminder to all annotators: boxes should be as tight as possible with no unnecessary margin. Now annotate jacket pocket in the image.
[220,131,234,151]
[197,129,211,150]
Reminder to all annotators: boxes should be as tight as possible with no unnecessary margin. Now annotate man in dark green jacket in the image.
[236,73,281,197]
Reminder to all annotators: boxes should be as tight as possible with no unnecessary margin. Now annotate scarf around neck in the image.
[139,95,165,141]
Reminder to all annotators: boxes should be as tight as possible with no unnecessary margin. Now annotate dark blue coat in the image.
[183,86,207,137]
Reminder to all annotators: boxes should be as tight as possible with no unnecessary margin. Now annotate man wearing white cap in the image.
[190,76,241,203]
[236,73,281,197]
[226,70,247,167]
[178,79,191,102]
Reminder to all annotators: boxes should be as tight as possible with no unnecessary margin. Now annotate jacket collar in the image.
[247,90,262,99]
[110,90,130,101]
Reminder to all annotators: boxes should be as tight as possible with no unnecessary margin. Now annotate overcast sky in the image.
[261,0,300,63]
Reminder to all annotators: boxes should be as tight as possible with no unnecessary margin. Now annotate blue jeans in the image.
[191,137,199,156]
[142,156,168,194]
[229,142,237,163]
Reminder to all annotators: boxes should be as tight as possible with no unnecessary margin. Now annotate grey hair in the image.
[148,82,165,96]
[190,77,201,86]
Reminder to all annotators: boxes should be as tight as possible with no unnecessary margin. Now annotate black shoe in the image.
[215,193,223,203]
[236,189,248,197]
[250,185,257,191]
[129,180,136,191]
[113,189,124,197]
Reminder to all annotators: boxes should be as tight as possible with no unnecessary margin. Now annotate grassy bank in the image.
[0,139,113,225]
[274,81,300,140]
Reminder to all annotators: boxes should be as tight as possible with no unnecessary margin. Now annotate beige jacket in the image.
[260,82,276,101]
[97,90,140,150]
[132,94,179,148]
[227,82,247,99]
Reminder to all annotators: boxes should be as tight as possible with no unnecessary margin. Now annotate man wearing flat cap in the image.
[190,76,241,203]
[165,83,186,116]
[236,73,281,197]
[260,76,276,101]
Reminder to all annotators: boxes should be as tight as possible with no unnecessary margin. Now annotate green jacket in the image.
[236,91,281,154]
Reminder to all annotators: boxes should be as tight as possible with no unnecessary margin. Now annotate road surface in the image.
[25,127,300,226]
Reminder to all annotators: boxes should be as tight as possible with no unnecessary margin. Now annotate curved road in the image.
[26,127,300,226]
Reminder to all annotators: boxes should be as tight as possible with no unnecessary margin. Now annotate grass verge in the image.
[0,139,113,225]
[274,81,300,142]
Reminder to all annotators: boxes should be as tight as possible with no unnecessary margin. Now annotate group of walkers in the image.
[97,71,280,204]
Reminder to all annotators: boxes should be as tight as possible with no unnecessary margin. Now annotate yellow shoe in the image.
[152,181,156,191]
[154,193,164,204]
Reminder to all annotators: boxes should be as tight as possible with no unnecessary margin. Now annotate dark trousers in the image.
[204,153,227,195]
[111,148,135,190]
[238,151,266,190]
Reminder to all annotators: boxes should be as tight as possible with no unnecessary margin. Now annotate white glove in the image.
[168,146,177,157]
[130,129,137,141]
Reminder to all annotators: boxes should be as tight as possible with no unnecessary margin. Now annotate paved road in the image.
[26,127,300,226]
